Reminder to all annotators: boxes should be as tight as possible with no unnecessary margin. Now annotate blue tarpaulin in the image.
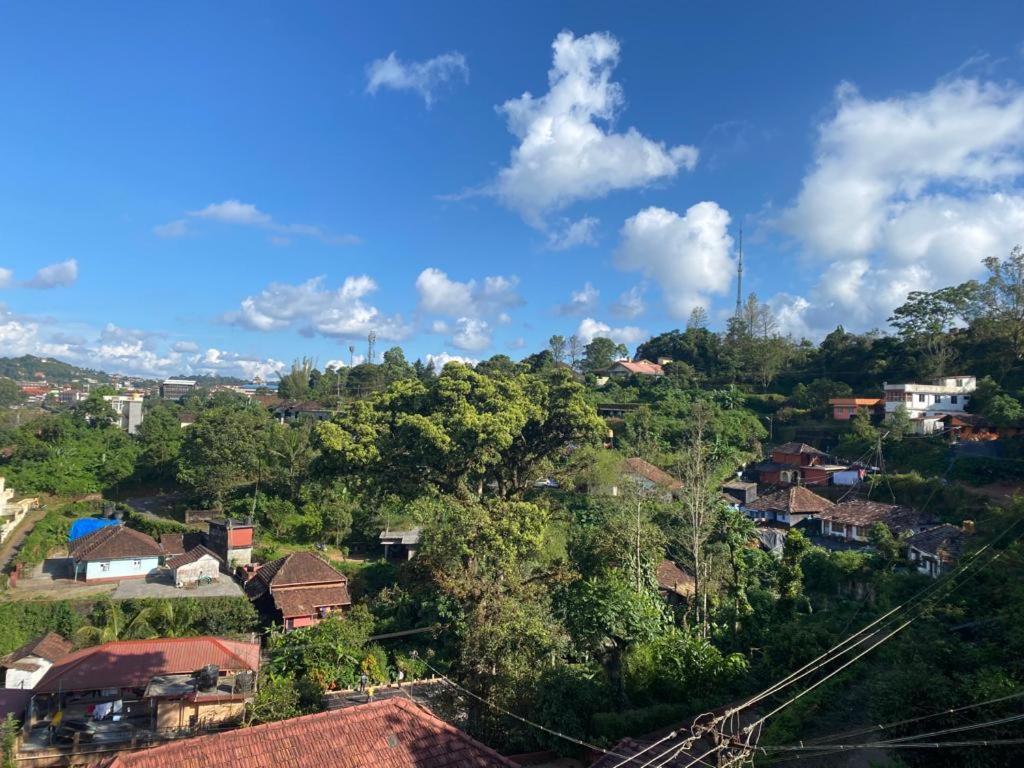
[69,518,119,542]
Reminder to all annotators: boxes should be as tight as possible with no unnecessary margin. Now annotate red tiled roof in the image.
[35,637,259,694]
[746,486,834,516]
[159,533,185,556]
[165,545,223,570]
[773,442,826,456]
[656,560,695,596]
[68,525,162,562]
[104,696,518,768]
[622,457,683,490]
[245,551,347,599]
[820,499,921,532]
[273,584,352,618]
[1,632,72,666]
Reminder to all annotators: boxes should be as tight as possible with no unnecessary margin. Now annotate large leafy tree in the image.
[317,363,603,500]
[177,400,272,506]
[135,403,183,483]
[582,337,628,374]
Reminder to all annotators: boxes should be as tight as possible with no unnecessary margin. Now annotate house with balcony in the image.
[883,376,976,435]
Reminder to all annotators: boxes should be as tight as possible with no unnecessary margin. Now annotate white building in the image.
[0,477,35,545]
[1,633,71,689]
[883,376,976,434]
[103,393,145,435]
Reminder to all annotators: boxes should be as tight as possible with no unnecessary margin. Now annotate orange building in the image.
[829,397,883,421]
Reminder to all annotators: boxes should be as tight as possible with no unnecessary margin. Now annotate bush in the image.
[591,703,691,746]
[0,601,89,655]
[14,502,95,568]
[121,509,189,538]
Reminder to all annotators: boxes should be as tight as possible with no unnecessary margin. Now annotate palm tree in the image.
[74,600,159,646]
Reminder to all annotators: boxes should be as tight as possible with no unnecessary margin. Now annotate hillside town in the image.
[3,4,1024,768]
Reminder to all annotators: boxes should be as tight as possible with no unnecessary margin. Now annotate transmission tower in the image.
[348,344,355,367]
[367,331,377,364]
[735,225,744,318]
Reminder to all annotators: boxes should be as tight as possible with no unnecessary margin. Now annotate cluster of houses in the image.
[830,374,983,437]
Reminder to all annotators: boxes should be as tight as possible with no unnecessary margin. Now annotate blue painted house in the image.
[68,525,163,583]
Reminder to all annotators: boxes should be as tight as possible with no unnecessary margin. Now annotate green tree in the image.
[583,337,628,374]
[889,283,979,377]
[549,335,567,364]
[278,358,315,399]
[0,378,25,408]
[75,600,160,644]
[178,401,272,506]
[136,404,183,483]
[778,529,811,610]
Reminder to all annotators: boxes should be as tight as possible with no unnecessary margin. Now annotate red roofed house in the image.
[0,632,72,690]
[68,525,164,583]
[829,397,884,421]
[743,486,834,528]
[244,551,352,630]
[605,360,665,378]
[104,697,517,768]
[31,636,259,736]
[818,500,923,544]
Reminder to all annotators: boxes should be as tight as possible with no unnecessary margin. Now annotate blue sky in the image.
[2,2,1024,379]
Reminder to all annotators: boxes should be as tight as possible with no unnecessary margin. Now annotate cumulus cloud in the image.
[576,317,648,347]
[0,268,12,288]
[155,200,360,246]
[776,78,1024,336]
[366,51,468,106]
[451,317,492,351]
[27,259,78,289]
[546,216,600,250]
[225,275,409,341]
[0,306,282,379]
[557,282,599,316]
[425,352,478,368]
[611,285,646,318]
[415,267,523,319]
[615,203,734,319]
[494,31,698,227]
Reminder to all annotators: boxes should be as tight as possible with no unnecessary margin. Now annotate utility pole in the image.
[735,225,744,318]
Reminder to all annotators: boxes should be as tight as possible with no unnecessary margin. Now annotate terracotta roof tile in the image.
[165,545,223,570]
[159,533,185,556]
[68,525,162,562]
[245,551,347,600]
[35,637,259,694]
[907,524,967,564]
[273,584,352,618]
[622,458,683,490]
[773,442,826,456]
[656,560,695,596]
[612,360,664,376]
[0,632,72,666]
[746,486,834,516]
[820,499,922,532]
[104,697,517,768]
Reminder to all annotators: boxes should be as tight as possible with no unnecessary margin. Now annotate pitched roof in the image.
[68,525,163,562]
[746,486,834,516]
[244,551,347,600]
[820,499,921,532]
[35,637,260,694]
[165,545,223,570]
[622,457,683,490]
[907,524,967,564]
[656,560,695,597]
[159,533,185,556]
[773,442,827,456]
[104,696,518,768]
[273,584,352,618]
[1,632,71,667]
[612,360,664,376]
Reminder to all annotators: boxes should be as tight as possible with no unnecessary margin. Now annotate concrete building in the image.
[207,519,255,567]
[883,376,976,434]
[166,546,223,588]
[68,525,163,582]
[103,393,145,435]
[1,633,71,690]
[160,378,197,400]
[0,477,35,545]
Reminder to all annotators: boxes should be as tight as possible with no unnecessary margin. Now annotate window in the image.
[918,394,926,403]
[956,379,963,387]
[951,395,958,404]
[132,559,142,568]
[100,562,110,572]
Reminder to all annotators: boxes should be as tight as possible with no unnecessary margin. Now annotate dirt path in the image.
[0,505,47,573]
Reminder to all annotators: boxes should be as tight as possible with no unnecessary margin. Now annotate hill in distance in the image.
[0,355,250,387]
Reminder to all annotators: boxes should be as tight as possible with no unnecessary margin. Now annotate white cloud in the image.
[507,337,527,350]
[777,78,1024,336]
[155,199,360,246]
[546,216,599,250]
[0,307,281,379]
[172,340,199,353]
[494,31,698,226]
[0,268,12,288]
[415,267,522,319]
[425,352,478,368]
[615,203,734,319]
[611,285,646,318]
[576,317,648,347]
[431,319,450,334]
[557,282,599,316]
[225,275,409,340]
[366,51,469,106]
[153,219,189,238]
[27,259,78,289]
[451,317,492,351]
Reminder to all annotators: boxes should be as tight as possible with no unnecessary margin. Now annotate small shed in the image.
[379,528,422,560]
[165,546,222,588]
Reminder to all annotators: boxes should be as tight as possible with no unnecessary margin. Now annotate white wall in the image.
[84,556,160,581]
[4,658,51,689]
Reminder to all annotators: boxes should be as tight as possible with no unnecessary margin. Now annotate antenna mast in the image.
[735,226,744,317]
[367,331,377,365]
